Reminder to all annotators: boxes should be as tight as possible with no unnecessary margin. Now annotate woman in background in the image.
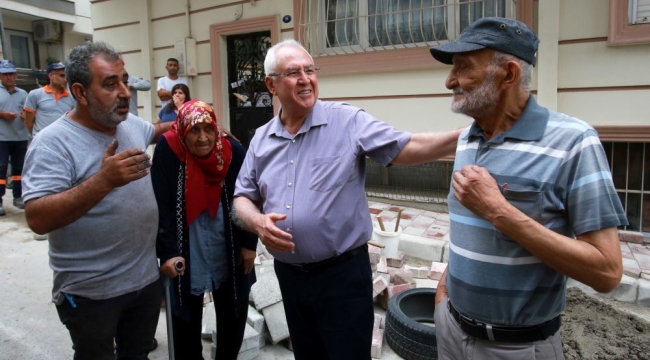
[155,83,191,123]
[152,100,256,359]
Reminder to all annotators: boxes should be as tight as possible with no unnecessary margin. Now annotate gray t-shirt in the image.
[22,114,159,304]
[0,84,28,141]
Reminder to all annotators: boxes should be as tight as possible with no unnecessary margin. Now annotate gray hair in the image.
[491,51,533,92]
[264,39,314,75]
[66,41,122,100]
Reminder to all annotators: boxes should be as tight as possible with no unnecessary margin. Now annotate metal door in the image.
[227,31,274,149]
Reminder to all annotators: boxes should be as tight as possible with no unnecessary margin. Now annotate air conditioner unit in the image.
[33,20,62,43]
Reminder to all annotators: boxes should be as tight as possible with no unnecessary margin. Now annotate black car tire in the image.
[385,287,437,360]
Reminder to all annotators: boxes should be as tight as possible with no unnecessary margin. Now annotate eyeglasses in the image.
[268,67,320,79]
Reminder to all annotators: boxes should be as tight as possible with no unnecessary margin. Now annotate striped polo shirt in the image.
[447,96,627,326]
[24,85,75,136]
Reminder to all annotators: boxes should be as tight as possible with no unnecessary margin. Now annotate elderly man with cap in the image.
[0,60,28,215]
[24,62,75,138]
[429,17,627,359]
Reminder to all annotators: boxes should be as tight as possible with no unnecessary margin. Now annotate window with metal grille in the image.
[629,0,650,25]
[602,142,650,235]
[299,0,515,56]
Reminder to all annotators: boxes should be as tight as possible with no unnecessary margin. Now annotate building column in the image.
[536,0,560,111]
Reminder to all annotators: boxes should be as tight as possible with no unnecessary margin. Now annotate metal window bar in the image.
[604,141,650,235]
[364,158,453,204]
[301,0,513,56]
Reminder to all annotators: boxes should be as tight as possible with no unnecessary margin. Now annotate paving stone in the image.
[238,323,260,353]
[375,291,389,310]
[641,270,650,280]
[261,301,290,344]
[250,264,283,310]
[373,314,383,330]
[637,278,650,307]
[202,302,216,339]
[566,278,598,296]
[387,283,415,298]
[601,274,638,303]
[629,243,650,256]
[633,252,650,273]
[441,236,450,263]
[387,267,410,282]
[402,208,424,217]
[370,202,392,210]
[386,251,406,268]
[430,261,447,280]
[368,245,381,264]
[237,346,260,360]
[618,230,645,244]
[621,243,635,259]
[371,329,384,359]
[378,211,398,222]
[373,276,389,298]
[247,305,266,348]
[407,221,432,230]
[377,257,388,273]
[402,226,426,236]
[393,271,416,286]
[623,257,641,278]
[399,233,445,262]
[404,265,429,279]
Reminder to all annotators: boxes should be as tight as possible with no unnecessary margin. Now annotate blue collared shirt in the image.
[188,206,229,295]
[235,100,411,264]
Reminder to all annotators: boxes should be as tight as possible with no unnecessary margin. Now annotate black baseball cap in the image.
[430,17,539,66]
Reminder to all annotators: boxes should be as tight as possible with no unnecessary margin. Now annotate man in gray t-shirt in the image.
[22,41,171,360]
[0,60,28,215]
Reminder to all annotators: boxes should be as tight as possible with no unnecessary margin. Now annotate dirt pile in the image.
[562,288,650,360]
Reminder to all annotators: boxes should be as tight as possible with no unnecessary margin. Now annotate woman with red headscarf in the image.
[151,100,256,359]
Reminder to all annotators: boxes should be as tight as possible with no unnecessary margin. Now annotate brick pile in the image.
[368,243,447,358]
[201,242,450,359]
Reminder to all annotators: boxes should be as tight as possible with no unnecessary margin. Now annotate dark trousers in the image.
[171,279,249,360]
[0,140,27,199]
[274,248,374,360]
[56,279,163,360]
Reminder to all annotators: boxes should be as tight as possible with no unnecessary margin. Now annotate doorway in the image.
[226,31,274,149]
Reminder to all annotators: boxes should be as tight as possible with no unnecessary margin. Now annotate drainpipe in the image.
[0,8,6,60]
[185,0,192,39]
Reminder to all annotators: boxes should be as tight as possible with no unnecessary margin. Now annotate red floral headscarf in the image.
[163,100,232,226]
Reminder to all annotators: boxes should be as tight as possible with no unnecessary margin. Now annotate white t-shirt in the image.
[157,76,188,108]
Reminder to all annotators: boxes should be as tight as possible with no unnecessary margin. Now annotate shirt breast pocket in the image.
[502,188,542,221]
[309,156,345,192]
[497,187,543,243]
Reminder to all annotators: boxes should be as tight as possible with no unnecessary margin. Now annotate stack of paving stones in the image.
[203,243,290,359]
[200,202,650,359]
[368,243,447,359]
[568,230,650,307]
[370,201,650,309]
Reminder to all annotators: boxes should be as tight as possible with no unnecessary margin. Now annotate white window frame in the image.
[304,0,514,56]
[4,29,36,70]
